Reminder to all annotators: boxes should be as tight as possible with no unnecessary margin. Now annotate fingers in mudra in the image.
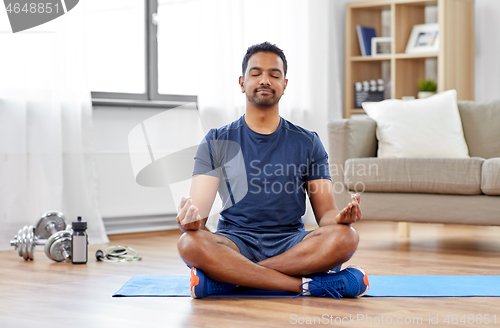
[179,198,196,223]
[177,196,191,222]
[184,204,202,225]
[177,197,202,227]
[352,205,358,222]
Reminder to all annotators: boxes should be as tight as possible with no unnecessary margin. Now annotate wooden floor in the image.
[1,221,499,328]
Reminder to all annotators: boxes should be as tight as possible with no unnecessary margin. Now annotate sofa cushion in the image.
[362,90,470,158]
[327,119,377,163]
[481,158,500,195]
[458,100,500,159]
[344,157,484,195]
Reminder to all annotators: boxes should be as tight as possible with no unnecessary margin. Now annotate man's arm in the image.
[305,179,362,227]
[176,174,219,232]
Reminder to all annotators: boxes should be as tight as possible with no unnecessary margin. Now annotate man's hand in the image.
[176,196,205,232]
[335,193,362,225]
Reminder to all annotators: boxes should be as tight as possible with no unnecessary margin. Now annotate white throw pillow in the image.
[362,90,470,158]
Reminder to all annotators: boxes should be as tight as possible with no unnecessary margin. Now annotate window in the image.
[157,0,200,96]
[84,0,197,105]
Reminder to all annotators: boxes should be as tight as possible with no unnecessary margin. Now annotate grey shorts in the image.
[216,229,313,263]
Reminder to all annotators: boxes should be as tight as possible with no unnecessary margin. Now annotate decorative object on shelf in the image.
[402,96,416,101]
[344,0,474,119]
[418,78,437,99]
[356,25,376,56]
[405,23,439,53]
[354,79,385,108]
[385,80,392,99]
[371,37,392,56]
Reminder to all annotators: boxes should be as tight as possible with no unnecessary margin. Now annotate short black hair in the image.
[242,42,288,77]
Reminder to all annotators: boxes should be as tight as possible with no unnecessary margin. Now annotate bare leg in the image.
[177,230,303,293]
[257,224,359,276]
[177,224,358,293]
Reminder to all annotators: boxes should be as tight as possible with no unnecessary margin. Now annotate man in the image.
[177,42,368,299]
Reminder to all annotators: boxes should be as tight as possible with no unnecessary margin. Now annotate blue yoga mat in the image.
[367,276,500,297]
[112,275,500,298]
[113,276,295,297]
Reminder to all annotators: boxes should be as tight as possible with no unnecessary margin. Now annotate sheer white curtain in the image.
[475,0,500,102]
[197,0,342,143]
[0,4,108,249]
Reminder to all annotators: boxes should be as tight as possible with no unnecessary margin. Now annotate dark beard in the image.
[247,89,281,107]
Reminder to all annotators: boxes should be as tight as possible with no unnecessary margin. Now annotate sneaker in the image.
[299,265,369,299]
[190,267,236,299]
[328,264,343,273]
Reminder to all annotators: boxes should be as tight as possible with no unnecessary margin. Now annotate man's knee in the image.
[177,230,206,262]
[341,225,359,254]
[323,224,359,254]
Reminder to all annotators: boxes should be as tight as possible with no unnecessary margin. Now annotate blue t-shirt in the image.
[193,115,331,233]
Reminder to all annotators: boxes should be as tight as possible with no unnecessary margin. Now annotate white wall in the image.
[94,0,500,224]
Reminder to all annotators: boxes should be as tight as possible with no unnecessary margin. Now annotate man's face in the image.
[239,52,288,108]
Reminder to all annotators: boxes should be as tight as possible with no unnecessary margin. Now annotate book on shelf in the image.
[356,25,377,56]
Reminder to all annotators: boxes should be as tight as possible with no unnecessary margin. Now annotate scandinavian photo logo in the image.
[3,0,79,33]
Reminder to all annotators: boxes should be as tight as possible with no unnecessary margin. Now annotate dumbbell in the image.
[10,225,72,262]
[44,230,72,262]
[10,211,69,261]
[10,225,44,260]
[35,211,67,239]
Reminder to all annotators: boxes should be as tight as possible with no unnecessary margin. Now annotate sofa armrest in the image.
[327,119,377,182]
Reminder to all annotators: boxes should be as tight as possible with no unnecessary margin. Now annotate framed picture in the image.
[405,23,439,53]
[371,37,392,56]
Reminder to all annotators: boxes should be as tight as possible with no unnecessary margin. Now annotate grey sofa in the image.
[327,100,500,226]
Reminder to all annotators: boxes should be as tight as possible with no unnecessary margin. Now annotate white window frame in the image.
[91,0,197,108]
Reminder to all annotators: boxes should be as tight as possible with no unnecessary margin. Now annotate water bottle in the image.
[71,216,88,264]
